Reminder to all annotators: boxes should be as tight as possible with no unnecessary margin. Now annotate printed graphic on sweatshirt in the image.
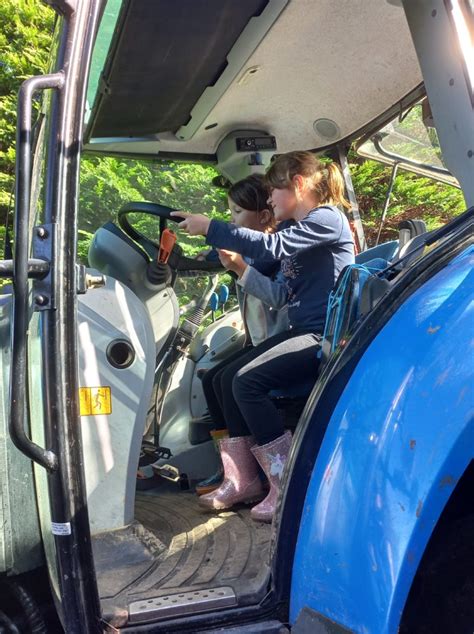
[282,254,302,309]
[281,255,301,280]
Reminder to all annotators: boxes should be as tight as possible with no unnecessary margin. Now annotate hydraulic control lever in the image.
[147,229,178,285]
[158,228,177,264]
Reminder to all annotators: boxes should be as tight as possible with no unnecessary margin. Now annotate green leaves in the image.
[0,0,54,223]
[348,152,465,245]
[78,155,229,262]
[0,0,466,266]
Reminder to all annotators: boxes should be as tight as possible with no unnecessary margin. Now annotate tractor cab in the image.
[0,1,472,632]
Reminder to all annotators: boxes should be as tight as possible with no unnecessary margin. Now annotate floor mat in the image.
[94,489,272,624]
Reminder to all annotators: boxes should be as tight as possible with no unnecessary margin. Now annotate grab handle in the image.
[9,73,64,472]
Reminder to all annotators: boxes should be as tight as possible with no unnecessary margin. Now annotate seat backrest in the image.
[270,255,393,401]
[273,223,429,399]
[396,231,429,260]
[319,258,389,363]
[355,240,398,265]
[393,218,427,259]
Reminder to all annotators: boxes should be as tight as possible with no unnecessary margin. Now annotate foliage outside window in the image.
[0,0,467,277]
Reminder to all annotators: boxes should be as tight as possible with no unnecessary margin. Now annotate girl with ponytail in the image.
[173,151,354,523]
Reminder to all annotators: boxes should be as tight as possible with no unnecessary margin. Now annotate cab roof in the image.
[85,0,423,160]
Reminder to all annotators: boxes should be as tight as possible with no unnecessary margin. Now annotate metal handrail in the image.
[9,73,64,472]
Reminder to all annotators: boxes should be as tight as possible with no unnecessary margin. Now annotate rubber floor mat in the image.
[94,490,271,624]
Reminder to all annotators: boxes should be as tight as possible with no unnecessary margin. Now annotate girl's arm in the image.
[206,207,344,260]
[217,249,287,309]
[171,208,345,260]
[238,266,288,309]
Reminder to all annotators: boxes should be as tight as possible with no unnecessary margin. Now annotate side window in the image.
[351,102,465,246]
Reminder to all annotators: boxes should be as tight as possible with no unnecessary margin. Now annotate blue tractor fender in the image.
[290,245,474,633]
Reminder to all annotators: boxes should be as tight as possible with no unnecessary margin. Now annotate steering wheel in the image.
[117,201,222,273]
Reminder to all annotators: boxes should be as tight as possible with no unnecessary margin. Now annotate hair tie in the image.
[322,168,329,178]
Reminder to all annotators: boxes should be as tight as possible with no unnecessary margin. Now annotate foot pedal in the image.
[129,587,237,623]
[152,464,189,490]
[139,443,172,466]
[152,463,180,482]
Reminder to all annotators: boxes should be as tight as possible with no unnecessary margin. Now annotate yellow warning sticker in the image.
[79,388,92,415]
[79,387,112,416]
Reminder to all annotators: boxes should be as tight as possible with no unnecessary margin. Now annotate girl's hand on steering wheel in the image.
[171,211,211,236]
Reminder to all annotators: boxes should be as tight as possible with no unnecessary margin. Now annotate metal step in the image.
[129,586,237,623]
[210,621,290,633]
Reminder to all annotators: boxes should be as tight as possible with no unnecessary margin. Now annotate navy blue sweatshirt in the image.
[206,205,355,333]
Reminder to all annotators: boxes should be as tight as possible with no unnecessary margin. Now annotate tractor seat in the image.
[396,219,427,254]
[270,253,392,403]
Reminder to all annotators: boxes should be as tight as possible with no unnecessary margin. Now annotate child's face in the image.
[267,186,297,221]
[228,196,268,231]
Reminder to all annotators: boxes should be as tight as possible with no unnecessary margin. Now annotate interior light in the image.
[447,0,474,99]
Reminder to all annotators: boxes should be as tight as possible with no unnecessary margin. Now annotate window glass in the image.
[78,156,236,319]
[357,101,459,187]
[78,156,229,258]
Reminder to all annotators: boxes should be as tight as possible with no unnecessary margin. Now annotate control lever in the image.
[209,292,219,322]
[158,228,177,264]
[219,284,229,314]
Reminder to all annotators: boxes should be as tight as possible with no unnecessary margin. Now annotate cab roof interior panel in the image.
[86,0,423,158]
[88,0,269,138]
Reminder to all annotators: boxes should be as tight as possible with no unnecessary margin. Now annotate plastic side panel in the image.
[78,276,156,533]
[290,246,474,634]
[190,309,245,417]
[156,353,221,483]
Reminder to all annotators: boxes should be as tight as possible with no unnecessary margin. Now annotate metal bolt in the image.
[468,150,473,158]
[449,78,454,86]
[85,273,106,289]
[36,227,49,239]
[431,9,437,17]
[35,294,49,306]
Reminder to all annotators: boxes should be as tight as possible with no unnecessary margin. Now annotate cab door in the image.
[5,2,103,631]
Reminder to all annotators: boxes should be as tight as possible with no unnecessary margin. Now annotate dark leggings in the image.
[201,345,254,430]
[202,330,321,445]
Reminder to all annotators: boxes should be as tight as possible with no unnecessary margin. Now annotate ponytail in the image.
[266,151,351,210]
[324,162,351,210]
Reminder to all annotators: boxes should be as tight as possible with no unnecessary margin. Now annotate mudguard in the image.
[290,245,474,633]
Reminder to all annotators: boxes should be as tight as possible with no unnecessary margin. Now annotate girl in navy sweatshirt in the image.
[173,152,354,522]
[195,174,288,495]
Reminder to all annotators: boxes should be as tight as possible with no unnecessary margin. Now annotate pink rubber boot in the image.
[199,436,264,510]
[250,431,292,523]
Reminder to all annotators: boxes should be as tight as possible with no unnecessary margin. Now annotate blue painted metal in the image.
[290,246,474,634]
